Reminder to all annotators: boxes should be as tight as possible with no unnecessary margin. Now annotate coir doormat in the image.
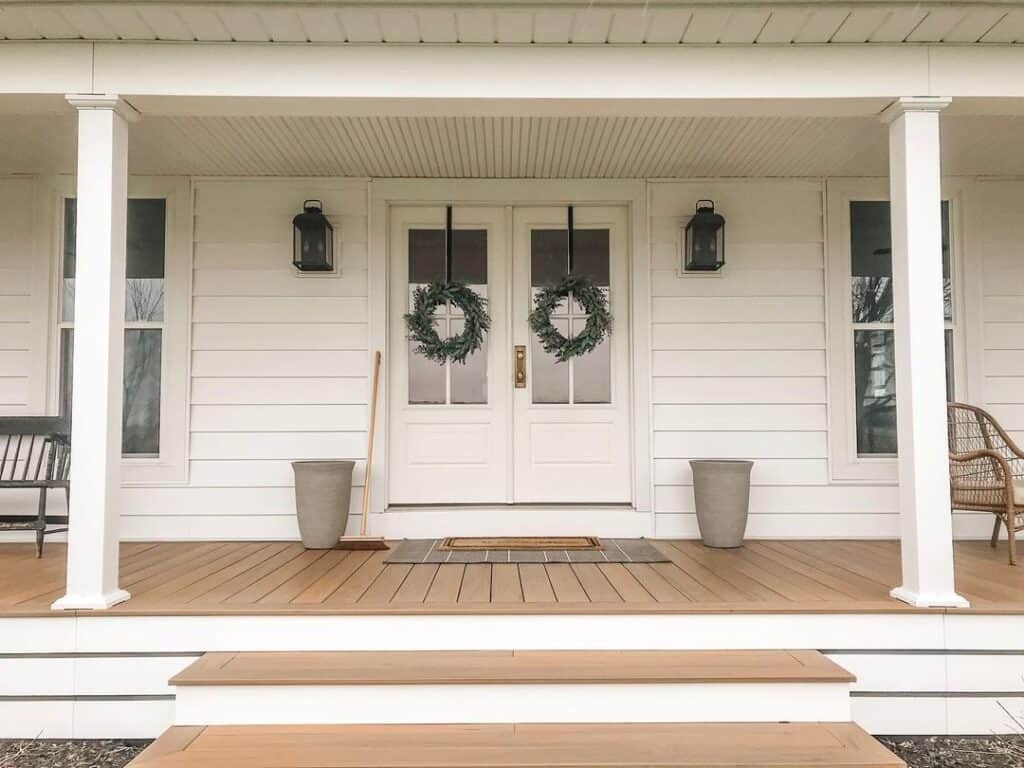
[385,538,669,564]
[441,536,602,551]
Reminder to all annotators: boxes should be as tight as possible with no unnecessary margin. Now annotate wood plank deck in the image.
[170,650,854,686]
[1,539,1021,616]
[129,723,904,768]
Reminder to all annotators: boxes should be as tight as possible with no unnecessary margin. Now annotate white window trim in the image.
[825,178,969,484]
[47,175,191,485]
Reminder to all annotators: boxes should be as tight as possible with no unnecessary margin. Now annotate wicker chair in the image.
[947,403,1024,565]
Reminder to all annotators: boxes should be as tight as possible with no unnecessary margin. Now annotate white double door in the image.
[389,205,632,506]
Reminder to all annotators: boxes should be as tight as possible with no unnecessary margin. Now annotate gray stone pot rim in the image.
[292,460,355,467]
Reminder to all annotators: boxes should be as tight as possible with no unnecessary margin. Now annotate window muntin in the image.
[848,200,954,457]
[59,198,167,457]
[406,228,488,405]
[529,228,612,406]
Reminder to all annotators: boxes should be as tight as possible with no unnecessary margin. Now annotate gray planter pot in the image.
[690,460,754,549]
[292,460,355,549]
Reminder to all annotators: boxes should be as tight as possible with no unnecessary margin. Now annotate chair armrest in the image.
[950,449,1016,495]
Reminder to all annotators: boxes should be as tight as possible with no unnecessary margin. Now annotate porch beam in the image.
[883,96,967,610]
[51,94,138,612]
[6,42,1024,106]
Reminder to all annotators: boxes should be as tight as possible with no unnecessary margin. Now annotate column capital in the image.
[880,96,952,124]
[65,94,140,123]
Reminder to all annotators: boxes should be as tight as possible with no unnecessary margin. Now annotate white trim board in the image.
[6,43,1022,103]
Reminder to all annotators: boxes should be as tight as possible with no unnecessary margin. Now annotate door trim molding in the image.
[369,179,652,534]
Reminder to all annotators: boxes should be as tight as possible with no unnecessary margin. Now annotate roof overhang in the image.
[0,2,1021,44]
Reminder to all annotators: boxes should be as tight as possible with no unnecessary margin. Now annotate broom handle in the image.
[359,351,382,536]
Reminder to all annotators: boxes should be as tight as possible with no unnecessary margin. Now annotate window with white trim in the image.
[826,180,962,482]
[52,177,190,483]
[60,198,166,456]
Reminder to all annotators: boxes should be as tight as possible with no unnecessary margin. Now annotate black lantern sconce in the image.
[683,200,725,272]
[292,200,334,272]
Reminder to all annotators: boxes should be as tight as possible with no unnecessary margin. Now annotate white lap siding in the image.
[121,179,370,540]
[649,180,900,538]
[0,178,53,520]
[974,180,1024,539]
[0,179,41,416]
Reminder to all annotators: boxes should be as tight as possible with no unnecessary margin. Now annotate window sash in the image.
[59,197,167,458]
[847,198,956,458]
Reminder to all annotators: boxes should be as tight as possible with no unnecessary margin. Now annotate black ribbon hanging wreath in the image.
[404,206,491,365]
[528,207,612,363]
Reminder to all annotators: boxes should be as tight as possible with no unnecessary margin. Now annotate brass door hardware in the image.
[514,345,527,388]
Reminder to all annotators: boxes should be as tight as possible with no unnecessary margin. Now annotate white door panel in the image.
[512,206,632,503]
[388,206,510,504]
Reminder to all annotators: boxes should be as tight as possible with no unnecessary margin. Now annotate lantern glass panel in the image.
[684,204,725,271]
[293,205,334,271]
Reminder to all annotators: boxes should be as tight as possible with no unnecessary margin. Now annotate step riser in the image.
[174,682,852,726]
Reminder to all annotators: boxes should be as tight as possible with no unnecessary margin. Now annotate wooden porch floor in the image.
[1,540,1021,616]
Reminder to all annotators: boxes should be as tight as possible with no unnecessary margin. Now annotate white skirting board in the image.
[852,696,1024,736]
[0,699,174,739]
[173,682,851,726]
[2,614,1024,738]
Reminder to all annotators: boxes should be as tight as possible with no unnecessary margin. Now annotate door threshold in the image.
[373,505,650,539]
[386,503,635,512]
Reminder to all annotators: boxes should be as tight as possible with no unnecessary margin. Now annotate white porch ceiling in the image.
[0,2,1021,45]
[0,113,1022,178]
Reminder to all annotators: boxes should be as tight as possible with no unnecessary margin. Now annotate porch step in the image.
[171,650,854,725]
[130,723,904,768]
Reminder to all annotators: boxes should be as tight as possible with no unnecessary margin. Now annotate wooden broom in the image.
[336,350,389,550]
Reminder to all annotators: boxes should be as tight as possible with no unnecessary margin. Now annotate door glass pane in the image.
[531,229,568,287]
[570,230,610,280]
[854,329,897,456]
[450,317,487,404]
[451,229,487,285]
[125,199,166,322]
[572,316,610,404]
[531,317,570,404]
[850,201,893,323]
[408,229,446,404]
[408,229,445,284]
[122,329,162,456]
[408,318,447,404]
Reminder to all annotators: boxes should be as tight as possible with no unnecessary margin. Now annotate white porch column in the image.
[52,95,138,611]
[882,97,967,609]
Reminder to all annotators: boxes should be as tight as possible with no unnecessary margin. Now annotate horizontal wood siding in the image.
[0,179,38,415]
[979,181,1024,448]
[175,179,371,538]
[649,180,901,537]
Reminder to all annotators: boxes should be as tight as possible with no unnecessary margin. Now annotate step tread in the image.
[131,723,903,768]
[171,650,854,686]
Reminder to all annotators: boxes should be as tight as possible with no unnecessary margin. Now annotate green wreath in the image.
[405,281,491,365]
[529,274,612,362]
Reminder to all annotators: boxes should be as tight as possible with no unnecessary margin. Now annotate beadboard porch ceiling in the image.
[1,110,1023,178]
[0,2,1022,45]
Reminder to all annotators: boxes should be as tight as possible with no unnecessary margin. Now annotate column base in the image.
[51,588,131,611]
[890,585,969,609]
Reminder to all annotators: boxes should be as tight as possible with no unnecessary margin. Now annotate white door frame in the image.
[368,179,652,528]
